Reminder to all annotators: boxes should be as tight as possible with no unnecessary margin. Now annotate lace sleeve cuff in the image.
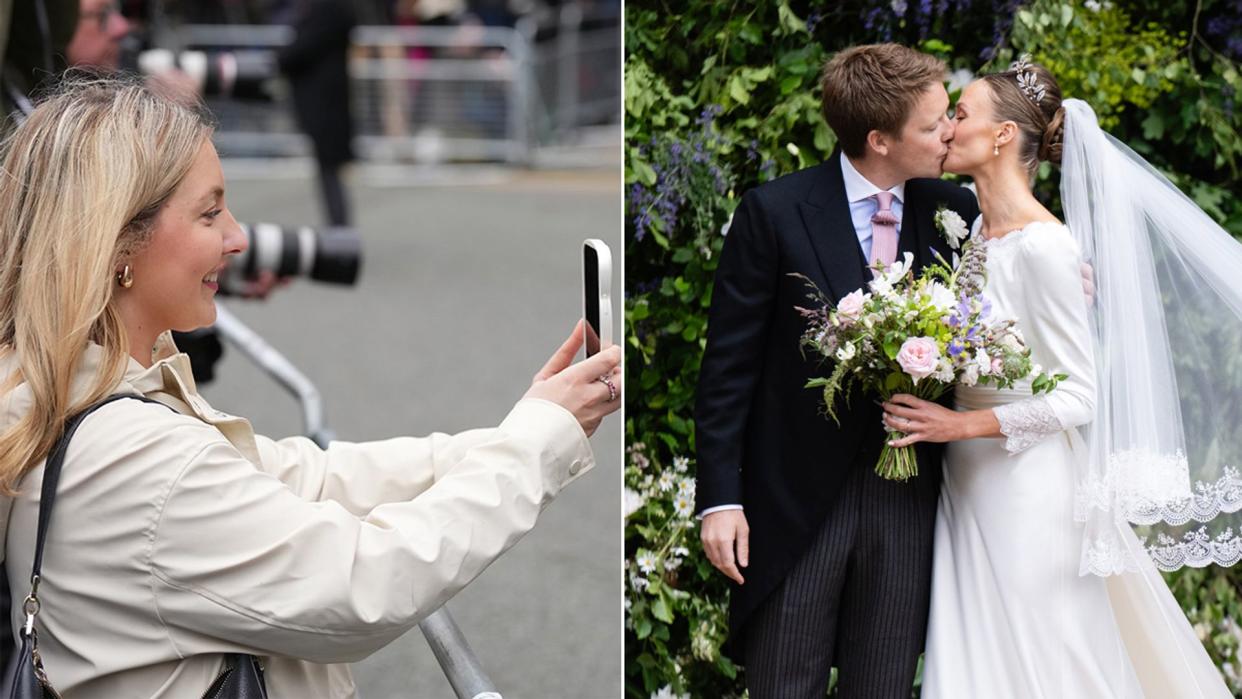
[993,396,1063,454]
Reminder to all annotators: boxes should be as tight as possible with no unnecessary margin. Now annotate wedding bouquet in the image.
[798,210,1064,481]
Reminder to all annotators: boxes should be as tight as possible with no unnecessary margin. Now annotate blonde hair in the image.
[0,73,213,494]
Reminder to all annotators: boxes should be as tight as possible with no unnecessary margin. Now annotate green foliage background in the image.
[623,1,1242,696]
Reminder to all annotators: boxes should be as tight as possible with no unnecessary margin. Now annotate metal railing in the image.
[170,15,618,165]
[350,25,535,164]
[520,5,622,137]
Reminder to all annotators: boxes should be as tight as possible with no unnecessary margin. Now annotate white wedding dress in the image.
[920,219,1232,698]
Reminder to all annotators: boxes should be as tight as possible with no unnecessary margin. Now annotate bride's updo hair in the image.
[981,57,1064,172]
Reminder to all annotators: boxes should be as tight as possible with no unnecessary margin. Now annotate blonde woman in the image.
[0,76,621,697]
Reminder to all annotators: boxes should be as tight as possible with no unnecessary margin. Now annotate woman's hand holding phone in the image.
[525,320,622,437]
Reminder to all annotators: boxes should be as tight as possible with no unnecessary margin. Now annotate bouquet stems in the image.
[872,384,946,482]
[876,435,918,481]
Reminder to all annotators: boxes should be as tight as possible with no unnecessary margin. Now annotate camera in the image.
[219,223,362,293]
[130,49,277,100]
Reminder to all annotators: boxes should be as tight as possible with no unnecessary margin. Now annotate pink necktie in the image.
[869,191,899,269]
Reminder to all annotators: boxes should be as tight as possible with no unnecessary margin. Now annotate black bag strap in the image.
[28,394,172,588]
[15,393,267,698]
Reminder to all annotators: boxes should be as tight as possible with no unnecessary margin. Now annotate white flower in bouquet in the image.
[836,341,857,362]
[933,357,955,383]
[636,550,658,575]
[869,274,893,297]
[672,455,689,472]
[999,331,1024,353]
[927,281,956,312]
[882,252,916,285]
[972,348,993,376]
[961,362,980,386]
[934,208,970,250]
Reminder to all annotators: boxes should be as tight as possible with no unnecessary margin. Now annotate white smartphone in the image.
[583,239,613,357]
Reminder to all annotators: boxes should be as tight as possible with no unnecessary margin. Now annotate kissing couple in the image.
[696,42,1239,698]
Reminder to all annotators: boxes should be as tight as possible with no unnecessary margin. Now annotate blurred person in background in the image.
[278,0,357,227]
[66,0,130,68]
[1,0,287,384]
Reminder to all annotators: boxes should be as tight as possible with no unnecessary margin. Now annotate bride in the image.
[882,56,1238,697]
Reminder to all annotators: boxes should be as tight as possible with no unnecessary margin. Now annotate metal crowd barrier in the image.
[172,16,618,165]
[519,5,622,137]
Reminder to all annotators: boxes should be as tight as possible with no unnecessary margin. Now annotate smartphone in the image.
[583,239,613,357]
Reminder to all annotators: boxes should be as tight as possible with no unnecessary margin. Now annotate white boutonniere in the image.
[934,207,969,250]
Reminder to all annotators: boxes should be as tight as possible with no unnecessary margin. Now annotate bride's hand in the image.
[882,394,963,447]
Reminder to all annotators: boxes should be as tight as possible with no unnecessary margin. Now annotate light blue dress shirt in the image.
[840,152,905,261]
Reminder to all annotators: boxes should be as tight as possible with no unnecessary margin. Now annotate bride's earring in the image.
[116,264,134,289]
[993,141,1000,156]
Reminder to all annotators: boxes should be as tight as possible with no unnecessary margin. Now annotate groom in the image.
[694,44,978,697]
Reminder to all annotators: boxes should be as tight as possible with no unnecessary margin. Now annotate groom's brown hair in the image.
[820,44,947,158]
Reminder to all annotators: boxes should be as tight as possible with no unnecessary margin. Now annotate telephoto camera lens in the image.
[134,49,277,100]
[219,223,362,294]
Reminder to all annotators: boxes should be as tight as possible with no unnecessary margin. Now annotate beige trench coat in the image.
[0,333,594,697]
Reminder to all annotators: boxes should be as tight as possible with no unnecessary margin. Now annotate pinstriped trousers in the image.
[744,455,941,699]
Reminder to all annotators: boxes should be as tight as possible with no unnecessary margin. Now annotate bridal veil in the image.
[1060,98,1242,576]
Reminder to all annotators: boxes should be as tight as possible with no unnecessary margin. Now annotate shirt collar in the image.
[121,331,197,397]
[840,152,905,205]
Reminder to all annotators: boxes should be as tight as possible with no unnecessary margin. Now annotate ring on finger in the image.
[596,373,617,401]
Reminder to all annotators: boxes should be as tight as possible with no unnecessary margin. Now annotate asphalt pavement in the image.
[203,161,622,699]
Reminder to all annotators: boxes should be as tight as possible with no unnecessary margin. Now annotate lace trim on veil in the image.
[1083,527,1242,575]
[1076,448,1242,573]
[1075,449,1242,524]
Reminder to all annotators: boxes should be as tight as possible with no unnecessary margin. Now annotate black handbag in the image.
[0,394,268,699]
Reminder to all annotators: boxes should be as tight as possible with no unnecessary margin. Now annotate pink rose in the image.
[896,337,941,383]
[836,289,868,323]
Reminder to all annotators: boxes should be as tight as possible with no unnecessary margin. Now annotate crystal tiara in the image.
[1009,54,1047,105]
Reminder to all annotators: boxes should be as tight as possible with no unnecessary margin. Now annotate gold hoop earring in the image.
[993,142,1000,156]
[116,264,134,289]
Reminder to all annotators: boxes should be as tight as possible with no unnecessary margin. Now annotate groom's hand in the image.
[701,510,749,585]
